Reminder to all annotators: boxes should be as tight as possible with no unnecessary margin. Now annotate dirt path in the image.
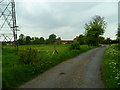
[20,46,106,88]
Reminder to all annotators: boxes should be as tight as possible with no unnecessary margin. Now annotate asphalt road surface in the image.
[20,46,106,88]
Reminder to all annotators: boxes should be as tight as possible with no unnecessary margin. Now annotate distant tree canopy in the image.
[77,34,86,45]
[49,34,57,44]
[98,36,105,44]
[85,15,107,46]
[18,33,60,45]
[56,37,61,44]
[18,34,25,45]
[32,37,40,44]
[56,37,61,41]
[19,34,25,40]
[39,37,45,44]
[105,38,112,44]
[25,36,31,45]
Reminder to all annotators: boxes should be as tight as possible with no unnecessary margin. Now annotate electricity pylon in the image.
[0,0,19,50]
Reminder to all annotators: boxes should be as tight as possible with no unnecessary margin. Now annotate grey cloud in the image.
[15,2,117,39]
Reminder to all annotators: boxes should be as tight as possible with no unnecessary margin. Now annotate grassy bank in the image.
[2,44,95,88]
[102,44,120,88]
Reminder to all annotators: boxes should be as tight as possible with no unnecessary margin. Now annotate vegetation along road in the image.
[20,46,106,88]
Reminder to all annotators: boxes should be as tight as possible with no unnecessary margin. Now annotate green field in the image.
[2,44,95,88]
[102,44,120,88]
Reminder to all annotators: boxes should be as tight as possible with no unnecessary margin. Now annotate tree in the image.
[77,34,86,45]
[25,36,31,45]
[105,38,112,44]
[39,37,45,44]
[56,37,61,44]
[32,37,40,44]
[85,15,107,46]
[19,34,24,40]
[49,34,56,44]
[45,39,50,44]
[18,34,25,45]
[98,36,105,44]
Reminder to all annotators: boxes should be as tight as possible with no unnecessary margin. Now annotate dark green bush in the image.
[19,48,39,64]
[118,44,120,50]
[69,41,80,50]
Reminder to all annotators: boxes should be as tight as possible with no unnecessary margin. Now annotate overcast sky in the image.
[1,0,118,40]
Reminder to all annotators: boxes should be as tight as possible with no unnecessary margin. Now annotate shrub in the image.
[69,41,80,50]
[19,48,39,64]
[118,44,120,50]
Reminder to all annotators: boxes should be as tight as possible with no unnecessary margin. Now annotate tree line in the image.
[77,34,118,45]
[77,15,119,46]
[3,15,119,46]
[18,34,61,45]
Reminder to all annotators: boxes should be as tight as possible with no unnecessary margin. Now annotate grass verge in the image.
[2,44,95,88]
[102,44,120,88]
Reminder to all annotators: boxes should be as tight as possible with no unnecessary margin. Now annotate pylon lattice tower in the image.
[0,0,19,50]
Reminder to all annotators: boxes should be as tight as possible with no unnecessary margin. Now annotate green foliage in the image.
[77,34,86,44]
[19,48,39,64]
[2,45,95,88]
[69,41,80,50]
[25,36,31,45]
[56,37,61,44]
[102,44,120,88]
[105,38,112,44]
[32,37,40,44]
[39,37,45,44]
[85,15,107,46]
[45,39,51,44]
[18,34,59,45]
[98,36,105,44]
[116,43,120,50]
[32,37,45,45]
[49,34,57,44]
[18,34,25,45]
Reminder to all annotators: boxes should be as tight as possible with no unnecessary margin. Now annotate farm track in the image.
[20,46,106,88]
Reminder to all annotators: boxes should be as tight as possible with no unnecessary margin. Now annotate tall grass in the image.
[2,44,95,88]
[102,44,120,88]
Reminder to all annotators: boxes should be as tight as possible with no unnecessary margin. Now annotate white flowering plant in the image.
[102,44,120,88]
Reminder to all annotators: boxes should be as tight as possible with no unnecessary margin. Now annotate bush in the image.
[118,44,120,50]
[69,41,80,50]
[19,48,39,64]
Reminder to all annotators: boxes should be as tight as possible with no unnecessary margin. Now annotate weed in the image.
[19,48,39,64]
[69,41,80,50]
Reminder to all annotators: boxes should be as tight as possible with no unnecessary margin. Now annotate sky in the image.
[0,0,119,40]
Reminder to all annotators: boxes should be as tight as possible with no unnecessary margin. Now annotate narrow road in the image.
[20,46,106,88]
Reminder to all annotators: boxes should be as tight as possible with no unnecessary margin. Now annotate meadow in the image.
[2,44,95,88]
[102,44,120,88]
